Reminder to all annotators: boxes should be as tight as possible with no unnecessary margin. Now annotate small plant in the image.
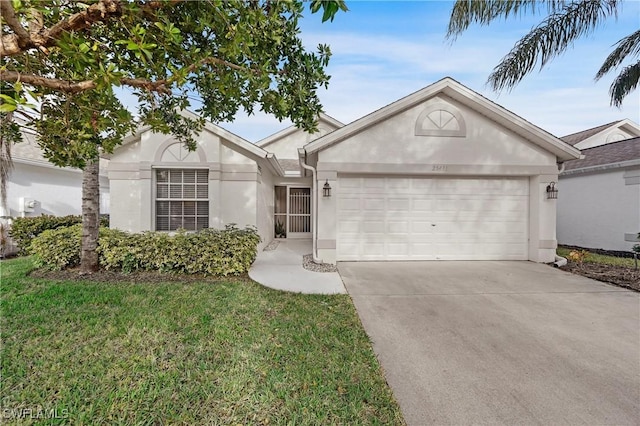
[633,233,639,270]
[568,250,589,264]
[275,220,286,238]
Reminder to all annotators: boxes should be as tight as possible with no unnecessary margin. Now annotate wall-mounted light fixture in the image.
[546,182,558,199]
[323,179,332,197]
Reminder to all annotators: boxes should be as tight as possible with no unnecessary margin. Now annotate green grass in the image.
[557,247,636,268]
[0,258,404,425]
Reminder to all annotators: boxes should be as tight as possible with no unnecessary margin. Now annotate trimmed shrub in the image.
[30,224,261,276]
[98,225,261,276]
[30,224,82,270]
[10,214,109,255]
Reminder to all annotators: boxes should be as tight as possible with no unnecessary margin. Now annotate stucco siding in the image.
[109,179,142,231]
[256,169,275,250]
[263,126,333,160]
[7,162,109,218]
[318,96,555,167]
[558,168,640,251]
[221,180,258,230]
[108,125,265,235]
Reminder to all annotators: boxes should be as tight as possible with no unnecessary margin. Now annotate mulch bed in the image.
[29,268,251,285]
[559,261,640,292]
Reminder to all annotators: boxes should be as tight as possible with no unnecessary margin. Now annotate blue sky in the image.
[221,0,640,142]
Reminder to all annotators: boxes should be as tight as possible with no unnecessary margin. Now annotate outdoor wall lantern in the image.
[323,179,332,197]
[546,182,558,199]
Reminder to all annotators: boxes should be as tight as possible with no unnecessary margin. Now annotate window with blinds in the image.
[156,169,209,231]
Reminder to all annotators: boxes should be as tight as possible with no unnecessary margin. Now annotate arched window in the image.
[159,142,203,162]
[415,101,466,137]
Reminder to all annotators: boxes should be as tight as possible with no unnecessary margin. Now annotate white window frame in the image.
[154,168,209,231]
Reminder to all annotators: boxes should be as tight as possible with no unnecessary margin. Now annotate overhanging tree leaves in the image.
[447,0,638,107]
[0,0,347,272]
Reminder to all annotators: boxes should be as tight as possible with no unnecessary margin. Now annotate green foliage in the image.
[10,214,109,255]
[1,0,348,154]
[447,0,638,106]
[275,219,286,237]
[30,224,82,270]
[99,225,261,276]
[30,224,260,276]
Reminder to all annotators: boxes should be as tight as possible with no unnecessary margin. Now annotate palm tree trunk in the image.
[80,157,100,274]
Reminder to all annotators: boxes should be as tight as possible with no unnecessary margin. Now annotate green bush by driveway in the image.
[0,258,404,425]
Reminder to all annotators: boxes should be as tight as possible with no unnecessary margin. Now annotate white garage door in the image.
[337,177,529,261]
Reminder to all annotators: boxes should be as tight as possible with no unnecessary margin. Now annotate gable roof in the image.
[562,136,640,173]
[116,110,285,176]
[255,112,345,148]
[561,118,640,149]
[560,120,622,146]
[304,77,581,162]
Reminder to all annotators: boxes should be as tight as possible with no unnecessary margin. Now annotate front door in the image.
[274,186,311,238]
[288,187,311,238]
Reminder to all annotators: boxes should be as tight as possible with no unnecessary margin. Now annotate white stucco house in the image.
[107,77,581,264]
[558,121,640,252]
[4,124,110,218]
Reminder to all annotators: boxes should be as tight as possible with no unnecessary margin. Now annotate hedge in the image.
[30,224,261,276]
[10,214,109,255]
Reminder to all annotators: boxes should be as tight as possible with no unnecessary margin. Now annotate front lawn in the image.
[1,258,404,425]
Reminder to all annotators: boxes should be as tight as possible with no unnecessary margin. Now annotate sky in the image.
[217,0,640,142]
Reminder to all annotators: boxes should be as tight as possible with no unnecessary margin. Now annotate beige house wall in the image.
[108,127,265,247]
[314,94,560,264]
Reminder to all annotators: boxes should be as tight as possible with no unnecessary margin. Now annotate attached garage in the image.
[337,176,529,261]
[300,78,581,264]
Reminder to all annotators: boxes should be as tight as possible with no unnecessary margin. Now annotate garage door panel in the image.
[363,198,385,210]
[338,197,360,211]
[363,221,385,233]
[337,176,529,261]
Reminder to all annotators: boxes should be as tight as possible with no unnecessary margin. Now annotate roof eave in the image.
[305,78,581,161]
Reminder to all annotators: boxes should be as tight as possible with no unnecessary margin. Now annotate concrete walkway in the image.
[249,239,346,294]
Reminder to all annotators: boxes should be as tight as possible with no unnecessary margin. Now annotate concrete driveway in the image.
[339,261,640,425]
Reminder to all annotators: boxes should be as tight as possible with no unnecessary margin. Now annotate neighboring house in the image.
[561,119,640,150]
[557,135,640,252]
[107,77,581,264]
[3,125,110,218]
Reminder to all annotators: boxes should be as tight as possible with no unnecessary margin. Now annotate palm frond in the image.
[447,0,568,40]
[609,60,640,107]
[596,29,640,80]
[487,0,620,92]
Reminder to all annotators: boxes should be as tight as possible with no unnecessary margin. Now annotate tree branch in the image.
[0,0,123,57]
[43,0,123,47]
[0,0,32,45]
[0,70,171,95]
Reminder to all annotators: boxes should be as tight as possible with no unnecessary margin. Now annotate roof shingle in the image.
[560,120,622,146]
[562,137,639,171]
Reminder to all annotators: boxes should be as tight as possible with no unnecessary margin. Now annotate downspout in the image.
[298,149,322,264]
[557,161,566,173]
[553,255,567,268]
